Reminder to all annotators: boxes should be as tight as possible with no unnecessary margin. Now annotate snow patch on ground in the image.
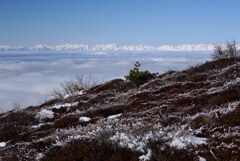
[107,114,122,119]
[36,109,54,119]
[198,156,207,161]
[31,122,53,129]
[63,91,85,99]
[168,133,207,149]
[31,123,45,129]
[224,77,240,86]
[0,142,6,148]
[189,101,240,120]
[79,116,91,122]
[35,153,44,160]
[206,77,240,95]
[139,149,152,161]
[51,102,78,109]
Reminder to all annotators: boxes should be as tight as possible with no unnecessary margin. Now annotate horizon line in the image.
[0,43,220,52]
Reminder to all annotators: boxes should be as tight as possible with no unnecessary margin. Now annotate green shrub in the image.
[125,61,158,85]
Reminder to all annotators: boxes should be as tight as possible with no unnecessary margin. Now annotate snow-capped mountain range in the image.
[0,43,219,52]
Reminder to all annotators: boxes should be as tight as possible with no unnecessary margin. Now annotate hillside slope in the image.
[0,58,240,161]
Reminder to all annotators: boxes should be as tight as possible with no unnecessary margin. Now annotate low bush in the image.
[51,74,101,99]
[186,57,240,74]
[212,40,240,60]
[192,114,214,129]
[0,110,37,125]
[218,107,240,126]
[41,137,137,161]
[147,139,195,161]
[54,115,79,129]
[88,79,134,94]
[0,122,23,142]
[0,110,38,142]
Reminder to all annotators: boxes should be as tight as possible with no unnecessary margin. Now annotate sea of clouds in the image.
[0,51,211,112]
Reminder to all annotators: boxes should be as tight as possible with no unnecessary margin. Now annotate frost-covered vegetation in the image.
[212,40,240,60]
[0,57,240,161]
[51,74,100,99]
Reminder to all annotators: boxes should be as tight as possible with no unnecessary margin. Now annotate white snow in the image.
[35,153,44,160]
[107,114,122,119]
[31,123,44,129]
[198,156,207,161]
[63,91,84,99]
[51,102,78,109]
[36,109,54,119]
[79,116,91,122]
[0,142,6,148]
[109,131,154,153]
[224,77,240,87]
[78,90,84,95]
[139,149,152,161]
[207,77,240,95]
[169,134,207,149]
[110,132,138,149]
[189,101,240,121]
[31,122,53,129]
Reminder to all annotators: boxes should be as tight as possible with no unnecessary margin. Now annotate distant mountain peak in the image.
[0,43,217,52]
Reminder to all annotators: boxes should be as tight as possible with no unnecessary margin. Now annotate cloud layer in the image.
[0,51,211,112]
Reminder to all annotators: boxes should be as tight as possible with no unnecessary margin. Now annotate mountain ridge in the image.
[0,44,218,52]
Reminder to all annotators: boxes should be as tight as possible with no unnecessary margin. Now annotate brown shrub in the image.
[170,88,181,95]
[0,122,24,142]
[152,83,182,95]
[107,148,138,161]
[52,107,68,114]
[218,107,240,126]
[30,130,53,140]
[86,92,116,105]
[174,72,189,82]
[174,97,193,108]
[147,139,195,161]
[87,105,127,118]
[27,138,55,152]
[0,110,38,142]
[157,70,175,79]
[88,79,134,94]
[193,95,209,106]
[54,115,79,129]
[41,138,137,161]
[192,114,214,129]
[186,57,240,74]
[211,87,240,105]
[181,82,197,91]
[190,72,209,82]
[37,98,60,109]
[0,110,38,126]
[128,91,151,101]
[212,41,240,60]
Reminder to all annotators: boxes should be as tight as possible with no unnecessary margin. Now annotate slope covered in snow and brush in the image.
[0,58,240,161]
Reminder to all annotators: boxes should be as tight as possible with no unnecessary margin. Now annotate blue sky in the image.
[1,0,240,46]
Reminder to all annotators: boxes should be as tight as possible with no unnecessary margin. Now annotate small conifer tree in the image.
[125,61,158,85]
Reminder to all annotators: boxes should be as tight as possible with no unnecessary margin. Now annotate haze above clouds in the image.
[0,51,211,112]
